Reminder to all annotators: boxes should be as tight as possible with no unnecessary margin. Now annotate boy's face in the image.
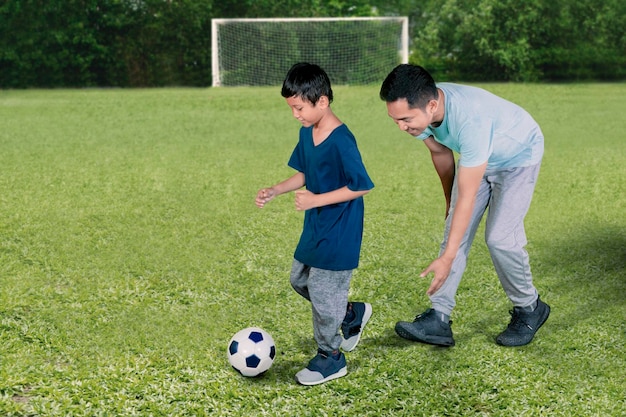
[285,95,326,127]
[386,98,437,137]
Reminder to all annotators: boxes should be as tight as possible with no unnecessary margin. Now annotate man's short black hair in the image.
[380,64,438,109]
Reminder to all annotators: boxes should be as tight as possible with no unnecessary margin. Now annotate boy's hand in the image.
[255,187,276,208]
[294,189,317,211]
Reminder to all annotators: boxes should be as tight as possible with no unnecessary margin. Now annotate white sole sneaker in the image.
[295,366,348,386]
[341,302,372,352]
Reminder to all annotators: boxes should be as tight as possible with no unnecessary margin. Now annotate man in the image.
[380,64,549,347]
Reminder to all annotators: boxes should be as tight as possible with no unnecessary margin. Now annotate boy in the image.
[256,63,374,385]
[379,64,550,347]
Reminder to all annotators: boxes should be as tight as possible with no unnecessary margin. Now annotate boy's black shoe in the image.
[496,296,550,347]
[395,308,455,347]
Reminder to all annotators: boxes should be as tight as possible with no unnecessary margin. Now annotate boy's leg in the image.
[295,267,351,385]
[307,268,352,352]
[290,259,311,301]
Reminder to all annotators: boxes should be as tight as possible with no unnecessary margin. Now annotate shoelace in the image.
[346,325,361,337]
[509,309,534,330]
[413,312,426,322]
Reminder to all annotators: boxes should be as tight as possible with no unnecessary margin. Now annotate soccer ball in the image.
[227,327,276,377]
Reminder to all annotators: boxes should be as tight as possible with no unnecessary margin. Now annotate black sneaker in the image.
[295,349,347,386]
[395,308,455,347]
[496,296,550,347]
[340,302,372,352]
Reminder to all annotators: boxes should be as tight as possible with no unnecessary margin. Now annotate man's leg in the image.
[395,173,491,346]
[430,174,492,315]
[485,163,550,346]
[484,164,540,307]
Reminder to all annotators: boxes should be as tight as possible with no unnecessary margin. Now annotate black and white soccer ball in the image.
[227,327,276,377]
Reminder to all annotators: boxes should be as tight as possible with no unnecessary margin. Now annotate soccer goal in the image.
[211,17,409,87]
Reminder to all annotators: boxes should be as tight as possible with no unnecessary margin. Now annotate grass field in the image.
[0,84,625,416]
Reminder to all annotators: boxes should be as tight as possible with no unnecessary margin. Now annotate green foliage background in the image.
[1,0,624,87]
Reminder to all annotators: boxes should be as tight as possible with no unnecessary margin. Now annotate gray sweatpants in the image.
[430,163,542,316]
[290,260,352,352]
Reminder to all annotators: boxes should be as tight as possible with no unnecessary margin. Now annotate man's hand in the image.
[423,162,487,294]
[420,256,453,295]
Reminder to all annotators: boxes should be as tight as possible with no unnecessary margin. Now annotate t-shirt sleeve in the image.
[287,128,306,172]
[457,118,493,167]
[416,127,435,141]
[341,136,374,192]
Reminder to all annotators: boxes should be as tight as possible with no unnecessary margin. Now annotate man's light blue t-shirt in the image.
[417,83,544,169]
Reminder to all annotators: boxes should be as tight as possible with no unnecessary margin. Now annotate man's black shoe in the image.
[395,308,455,347]
[496,296,550,347]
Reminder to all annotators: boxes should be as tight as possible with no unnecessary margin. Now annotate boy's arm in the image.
[256,172,305,208]
[294,186,370,211]
[423,136,455,217]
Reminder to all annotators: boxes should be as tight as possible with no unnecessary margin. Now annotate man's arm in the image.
[423,136,455,217]
[421,162,487,295]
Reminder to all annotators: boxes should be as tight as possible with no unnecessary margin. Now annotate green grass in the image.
[0,84,624,416]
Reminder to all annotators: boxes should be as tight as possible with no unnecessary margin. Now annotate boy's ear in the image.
[318,95,330,108]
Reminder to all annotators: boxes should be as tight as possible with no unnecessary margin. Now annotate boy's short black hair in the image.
[380,64,438,110]
[281,63,333,105]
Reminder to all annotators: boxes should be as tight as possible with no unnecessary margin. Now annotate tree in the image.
[1,0,623,86]
[0,0,105,87]
[407,0,626,81]
[211,0,376,18]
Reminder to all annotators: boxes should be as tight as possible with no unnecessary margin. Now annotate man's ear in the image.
[427,98,438,115]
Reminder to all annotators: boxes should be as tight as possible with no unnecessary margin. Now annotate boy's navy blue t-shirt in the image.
[288,124,374,271]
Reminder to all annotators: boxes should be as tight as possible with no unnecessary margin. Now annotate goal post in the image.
[211,17,409,87]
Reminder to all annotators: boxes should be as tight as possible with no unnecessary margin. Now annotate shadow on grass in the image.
[364,327,457,352]
[537,223,626,295]
[526,223,626,341]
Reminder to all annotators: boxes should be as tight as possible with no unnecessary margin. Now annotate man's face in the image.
[386,98,434,137]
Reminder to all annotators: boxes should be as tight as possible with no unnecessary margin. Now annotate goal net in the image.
[211,17,409,87]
